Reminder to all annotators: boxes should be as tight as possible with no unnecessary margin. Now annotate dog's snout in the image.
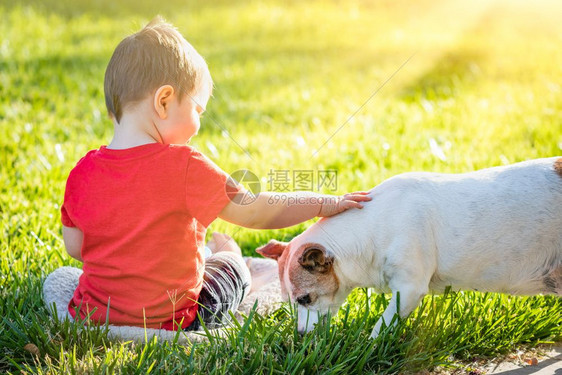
[296,294,312,305]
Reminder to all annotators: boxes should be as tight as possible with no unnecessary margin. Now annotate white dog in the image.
[257,157,562,338]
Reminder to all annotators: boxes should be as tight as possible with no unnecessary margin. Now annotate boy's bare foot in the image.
[206,232,242,256]
[244,257,279,293]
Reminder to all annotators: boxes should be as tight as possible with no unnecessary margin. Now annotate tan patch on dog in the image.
[277,248,289,298]
[287,244,339,305]
[554,158,562,178]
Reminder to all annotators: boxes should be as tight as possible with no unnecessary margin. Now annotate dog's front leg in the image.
[370,281,428,339]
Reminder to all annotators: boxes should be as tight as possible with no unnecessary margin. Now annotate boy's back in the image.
[62,143,237,329]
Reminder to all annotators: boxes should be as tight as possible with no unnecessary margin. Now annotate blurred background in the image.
[1,2,562,372]
[1,0,562,248]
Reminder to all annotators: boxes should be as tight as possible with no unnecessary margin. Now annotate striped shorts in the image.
[186,252,251,331]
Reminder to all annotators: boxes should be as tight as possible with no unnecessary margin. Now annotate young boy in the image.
[61,18,370,331]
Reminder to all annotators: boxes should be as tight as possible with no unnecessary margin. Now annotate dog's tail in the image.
[553,158,562,178]
[542,265,562,295]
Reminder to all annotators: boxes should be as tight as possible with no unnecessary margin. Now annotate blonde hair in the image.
[104,17,211,122]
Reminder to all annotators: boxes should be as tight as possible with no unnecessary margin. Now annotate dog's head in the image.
[256,236,348,332]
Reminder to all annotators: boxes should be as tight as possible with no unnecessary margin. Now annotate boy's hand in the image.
[62,225,84,262]
[318,191,372,217]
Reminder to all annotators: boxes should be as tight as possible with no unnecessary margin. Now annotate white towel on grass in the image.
[42,258,282,344]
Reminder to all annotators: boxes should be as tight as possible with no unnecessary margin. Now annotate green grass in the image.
[1,0,562,373]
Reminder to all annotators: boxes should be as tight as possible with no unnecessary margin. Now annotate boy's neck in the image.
[107,104,160,150]
[107,132,158,150]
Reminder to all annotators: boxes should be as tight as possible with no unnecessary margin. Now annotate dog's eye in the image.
[296,294,312,305]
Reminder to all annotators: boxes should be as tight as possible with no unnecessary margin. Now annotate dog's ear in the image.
[298,246,334,274]
[256,239,288,261]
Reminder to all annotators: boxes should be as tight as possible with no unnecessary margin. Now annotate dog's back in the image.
[369,157,562,295]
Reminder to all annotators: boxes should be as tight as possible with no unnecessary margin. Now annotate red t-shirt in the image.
[61,143,238,329]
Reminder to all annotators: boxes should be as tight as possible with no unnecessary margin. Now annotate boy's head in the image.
[104,17,212,124]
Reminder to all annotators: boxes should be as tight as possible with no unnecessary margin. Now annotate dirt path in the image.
[486,343,562,374]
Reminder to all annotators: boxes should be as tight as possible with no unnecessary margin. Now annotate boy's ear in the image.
[154,85,175,119]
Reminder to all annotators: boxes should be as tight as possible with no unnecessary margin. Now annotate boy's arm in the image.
[218,191,371,229]
[62,225,83,262]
